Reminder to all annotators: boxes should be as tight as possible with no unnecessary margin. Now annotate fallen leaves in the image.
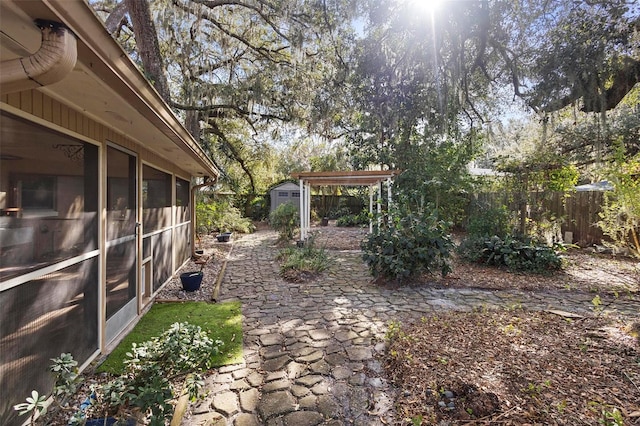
[384,310,640,425]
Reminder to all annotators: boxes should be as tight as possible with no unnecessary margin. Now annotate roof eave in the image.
[37,0,219,178]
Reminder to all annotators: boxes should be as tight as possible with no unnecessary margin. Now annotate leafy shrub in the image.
[247,195,270,221]
[462,235,562,273]
[90,322,221,424]
[336,210,369,227]
[269,202,300,241]
[328,206,353,220]
[14,353,83,425]
[196,200,255,235]
[466,205,513,238]
[456,235,487,263]
[361,209,453,282]
[15,323,223,426]
[276,236,329,280]
[597,150,639,256]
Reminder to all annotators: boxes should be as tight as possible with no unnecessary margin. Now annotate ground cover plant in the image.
[385,310,640,425]
[15,322,226,425]
[98,301,243,374]
[459,235,564,273]
[336,210,369,227]
[276,236,329,281]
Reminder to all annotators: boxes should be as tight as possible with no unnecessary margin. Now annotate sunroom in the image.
[0,1,218,424]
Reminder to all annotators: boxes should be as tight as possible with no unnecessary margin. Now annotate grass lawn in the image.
[98,301,243,374]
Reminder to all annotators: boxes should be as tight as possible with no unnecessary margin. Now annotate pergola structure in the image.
[291,170,401,240]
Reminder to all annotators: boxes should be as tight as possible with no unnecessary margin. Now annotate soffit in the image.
[0,0,218,179]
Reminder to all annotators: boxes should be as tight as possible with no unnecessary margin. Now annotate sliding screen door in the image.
[105,145,138,343]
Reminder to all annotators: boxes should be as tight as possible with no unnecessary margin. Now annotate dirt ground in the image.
[436,250,639,295]
[386,309,639,425]
[310,225,640,425]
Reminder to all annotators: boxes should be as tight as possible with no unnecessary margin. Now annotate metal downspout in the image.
[0,20,77,94]
[190,176,217,258]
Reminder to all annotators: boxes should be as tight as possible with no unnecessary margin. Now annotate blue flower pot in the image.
[180,271,203,291]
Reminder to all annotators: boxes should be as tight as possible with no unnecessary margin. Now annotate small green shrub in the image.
[456,235,486,263]
[196,200,255,235]
[269,202,300,241]
[277,237,329,280]
[361,210,453,282]
[90,322,222,424]
[247,195,270,221]
[336,210,369,227]
[466,205,512,238]
[462,235,562,273]
[13,353,83,425]
[328,206,353,220]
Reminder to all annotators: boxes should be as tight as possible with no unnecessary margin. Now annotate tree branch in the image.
[172,0,293,65]
[170,101,291,122]
[104,1,128,36]
[205,121,256,193]
[536,57,640,114]
[192,0,291,41]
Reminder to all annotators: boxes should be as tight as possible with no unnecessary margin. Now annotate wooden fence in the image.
[305,191,608,246]
[469,191,606,246]
[310,195,364,217]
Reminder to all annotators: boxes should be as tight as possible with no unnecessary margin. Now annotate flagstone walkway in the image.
[181,229,638,426]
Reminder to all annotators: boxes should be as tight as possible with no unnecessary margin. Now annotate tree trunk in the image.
[125,0,171,103]
[185,110,200,141]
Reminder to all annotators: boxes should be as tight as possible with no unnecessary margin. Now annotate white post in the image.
[306,182,311,237]
[369,184,374,233]
[299,179,305,241]
[377,182,382,228]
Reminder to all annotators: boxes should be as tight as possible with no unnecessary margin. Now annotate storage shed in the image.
[270,182,300,212]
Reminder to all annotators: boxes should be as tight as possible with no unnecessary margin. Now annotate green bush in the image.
[269,202,300,241]
[466,205,513,238]
[456,235,486,263]
[361,209,453,282]
[247,195,270,221]
[328,206,353,220]
[196,200,255,236]
[597,150,640,257]
[336,210,369,227]
[91,322,222,424]
[461,235,562,273]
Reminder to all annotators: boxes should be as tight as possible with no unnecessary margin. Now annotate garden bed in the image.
[385,310,640,425]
